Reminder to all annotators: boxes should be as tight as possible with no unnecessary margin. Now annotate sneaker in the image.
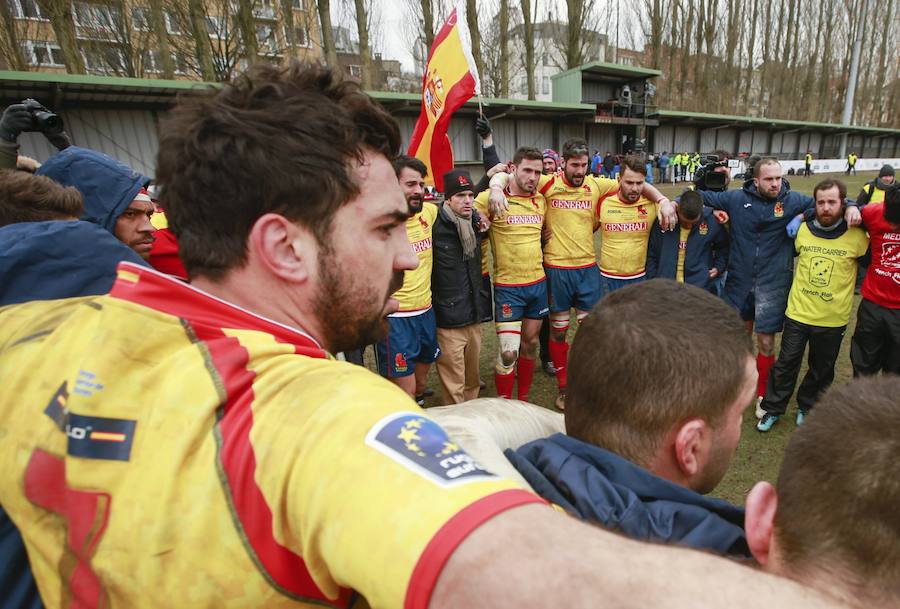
[796,410,807,426]
[554,390,566,411]
[754,396,766,420]
[757,413,779,432]
[414,394,426,407]
[543,361,559,376]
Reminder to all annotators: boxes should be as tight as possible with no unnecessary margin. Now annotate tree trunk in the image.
[317,0,338,67]
[148,0,174,78]
[741,0,759,109]
[0,0,27,70]
[353,0,373,88]
[521,0,535,100]
[565,0,584,69]
[420,0,434,52]
[189,0,216,79]
[499,0,508,97]
[871,0,893,125]
[817,0,836,121]
[35,0,84,73]
[677,0,693,107]
[464,0,484,82]
[801,4,822,120]
[237,0,259,63]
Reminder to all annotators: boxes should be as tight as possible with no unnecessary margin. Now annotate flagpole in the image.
[478,95,484,118]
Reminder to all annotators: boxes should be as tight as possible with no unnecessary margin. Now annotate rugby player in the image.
[0,63,845,609]
[374,156,440,403]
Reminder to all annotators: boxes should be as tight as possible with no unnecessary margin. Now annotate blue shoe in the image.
[796,410,807,426]
[757,414,779,432]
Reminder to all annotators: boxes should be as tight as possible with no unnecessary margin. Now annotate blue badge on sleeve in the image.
[366,413,496,487]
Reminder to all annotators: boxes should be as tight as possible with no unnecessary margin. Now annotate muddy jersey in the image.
[598,195,658,279]
[392,202,439,314]
[542,175,618,269]
[475,189,546,286]
[0,263,541,609]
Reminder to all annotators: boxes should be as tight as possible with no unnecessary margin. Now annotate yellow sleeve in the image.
[474,190,489,215]
[256,361,541,609]
[423,201,439,224]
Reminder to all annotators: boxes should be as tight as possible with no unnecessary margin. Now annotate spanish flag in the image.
[407,0,480,192]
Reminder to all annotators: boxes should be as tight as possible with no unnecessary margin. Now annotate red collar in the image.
[109,262,324,354]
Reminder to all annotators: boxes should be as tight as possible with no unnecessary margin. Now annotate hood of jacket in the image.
[506,433,750,557]
[37,146,149,233]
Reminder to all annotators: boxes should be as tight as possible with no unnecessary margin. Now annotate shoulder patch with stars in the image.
[365,412,496,487]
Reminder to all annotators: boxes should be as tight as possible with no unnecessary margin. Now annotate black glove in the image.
[474,116,492,138]
[45,130,71,151]
[0,103,33,143]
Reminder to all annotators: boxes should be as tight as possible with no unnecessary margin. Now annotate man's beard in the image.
[817,213,840,226]
[407,195,423,214]
[515,174,535,194]
[313,243,405,353]
[566,170,584,186]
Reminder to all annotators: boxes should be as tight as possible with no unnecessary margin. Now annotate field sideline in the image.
[365,170,881,506]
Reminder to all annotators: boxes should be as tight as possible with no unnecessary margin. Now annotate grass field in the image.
[366,170,879,506]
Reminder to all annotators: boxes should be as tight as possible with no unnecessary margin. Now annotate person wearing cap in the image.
[542,149,560,175]
[432,169,488,403]
[855,164,895,206]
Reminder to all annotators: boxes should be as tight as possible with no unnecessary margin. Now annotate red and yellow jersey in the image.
[392,202,439,314]
[0,263,541,609]
[475,188,546,286]
[598,194,658,279]
[542,174,618,268]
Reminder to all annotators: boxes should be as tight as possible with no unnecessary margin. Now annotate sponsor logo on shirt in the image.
[774,202,784,218]
[699,223,708,235]
[418,216,430,230]
[506,215,543,225]
[366,413,496,487]
[411,237,433,254]
[605,222,648,232]
[550,199,592,210]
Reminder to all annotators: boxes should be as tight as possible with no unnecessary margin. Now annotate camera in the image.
[22,98,64,136]
[693,155,729,192]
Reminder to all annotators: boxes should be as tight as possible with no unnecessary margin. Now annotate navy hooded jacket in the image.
[646,206,729,291]
[698,179,813,310]
[506,434,750,558]
[36,146,149,233]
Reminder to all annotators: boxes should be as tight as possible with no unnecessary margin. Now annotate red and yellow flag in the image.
[407,0,480,192]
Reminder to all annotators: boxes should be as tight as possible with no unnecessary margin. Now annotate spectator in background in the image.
[37,146,157,261]
[658,151,670,183]
[542,148,560,175]
[507,281,755,558]
[147,189,188,279]
[846,151,858,176]
[601,151,615,178]
[646,190,729,293]
[432,169,488,404]
[855,164,895,206]
[804,150,812,177]
[591,149,601,176]
[0,99,71,171]
[745,376,900,609]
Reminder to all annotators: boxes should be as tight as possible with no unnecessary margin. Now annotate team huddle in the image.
[1,62,899,609]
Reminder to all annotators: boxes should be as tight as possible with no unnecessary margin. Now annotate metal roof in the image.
[650,109,900,137]
[552,60,662,84]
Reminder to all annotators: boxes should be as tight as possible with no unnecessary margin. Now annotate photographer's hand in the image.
[45,130,71,151]
[0,104,32,143]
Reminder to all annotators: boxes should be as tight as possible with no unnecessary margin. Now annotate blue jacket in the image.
[646,207,729,291]
[0,219,146,609]
[37,146,149,233]
[698,179,813,310]
[506,434,750,558]
[658,154,670,168]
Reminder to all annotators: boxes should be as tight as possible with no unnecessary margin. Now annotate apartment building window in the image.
[256,24,277,54]
[11,0,47,20]
[131,6,151,31]
[206,15,224,38]
[82,46,126,74]
[348,65,361,78]
[541,75,549,95]
[142,49,162,73]
[22,40,65,66]
[283,23,308,47]
[172,51,189,74]
[74,2,123,32]
[253,0,276,19]
[164,11,184,34]
[291,0,304,9]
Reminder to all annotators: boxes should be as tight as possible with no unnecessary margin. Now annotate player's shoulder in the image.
[0,296,96,351]
[537,173,555,192]
[423,201,439,221]
[586,175,618,196]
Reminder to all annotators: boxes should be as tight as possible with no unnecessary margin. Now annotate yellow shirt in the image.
[0,264,541,609]
[676,226,690,283]
[475,187,547,286]
[597,195,658,279]
[787,223,869,327]
[392,202,439,313]
[542,174,618,268]
[862,182,887,203]
[805,154,812,164]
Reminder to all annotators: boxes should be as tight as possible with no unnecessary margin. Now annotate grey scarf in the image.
[441,203,477,259]
[813,217,844,232]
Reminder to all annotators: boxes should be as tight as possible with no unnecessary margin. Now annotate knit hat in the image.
[542,148,560,163]
[879,164,895,178]
[133,188,153,204]
[442,169,475,199]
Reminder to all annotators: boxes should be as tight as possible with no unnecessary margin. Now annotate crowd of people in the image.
[0,62,898,609]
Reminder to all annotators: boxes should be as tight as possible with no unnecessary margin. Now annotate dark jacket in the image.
[432,204,487,328]
[698,179,813,310]
[0,139,17,170]
[646,207,729,291]
[37,146,149,233]
[602,154,615,172]
[506,434,750,558]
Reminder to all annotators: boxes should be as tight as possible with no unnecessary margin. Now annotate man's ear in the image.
[247,213,315,283]
[745,481,779,567]
[673,418,709,479]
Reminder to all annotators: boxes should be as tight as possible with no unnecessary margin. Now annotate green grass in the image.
[365,170,879,507]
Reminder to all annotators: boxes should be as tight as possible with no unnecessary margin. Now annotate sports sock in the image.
[756,353,775,397]
[495,371,515,399]
[548,339,569,390]
[516,357,536,402]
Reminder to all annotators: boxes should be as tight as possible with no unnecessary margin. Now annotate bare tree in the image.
[0,0,28,70]
[352,0,373,88]
[498,0,509,97]
[34,0,85,73]
[521,0,535,99]
[316,0,337,67]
